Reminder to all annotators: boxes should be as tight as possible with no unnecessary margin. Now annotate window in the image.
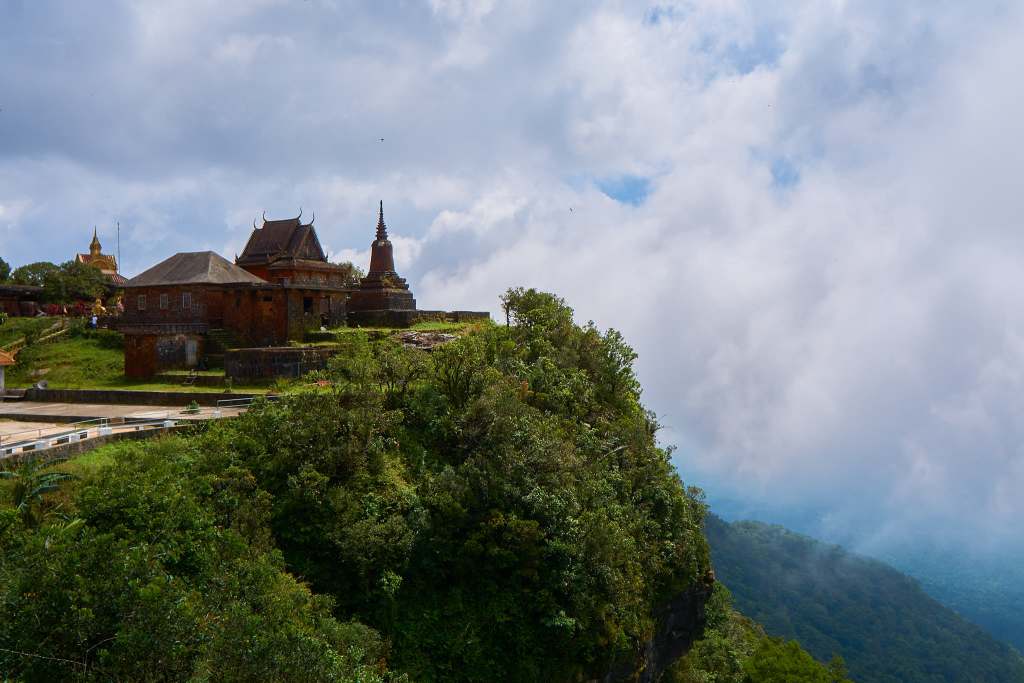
[159,293,168,309]
[182,292,192,311]
[137,295,146,311]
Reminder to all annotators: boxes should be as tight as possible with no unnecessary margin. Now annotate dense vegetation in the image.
[666,583,851,683]
[0,290,686,680]
[705,514,1024,683]
[887,548,1024,653]
[1,289,841,681]
[9,260,108,304]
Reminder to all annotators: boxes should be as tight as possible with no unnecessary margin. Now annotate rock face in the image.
[602,573,716,683]
[395,330,457,350]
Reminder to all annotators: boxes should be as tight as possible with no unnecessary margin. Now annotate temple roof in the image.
[76,252,118,273]
[124,251,268,288]
[0,349,16,367]
[236,214,327,266]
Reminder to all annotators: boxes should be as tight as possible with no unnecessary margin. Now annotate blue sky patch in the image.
[596,174,652,205]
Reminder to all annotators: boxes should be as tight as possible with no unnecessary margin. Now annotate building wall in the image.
[120,283,346,378]
[124,332,205,378]
[122,285,218,325]
[0,294,41,317]
[225,346,338,380]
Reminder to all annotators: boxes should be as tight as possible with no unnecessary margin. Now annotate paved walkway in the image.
[0,401,245,422]
[0,401,248,453]
[0,419,65,440]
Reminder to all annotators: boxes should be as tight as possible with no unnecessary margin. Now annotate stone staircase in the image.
[205,329,240,369]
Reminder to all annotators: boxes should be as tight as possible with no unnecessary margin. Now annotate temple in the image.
[114,202,489,378]
[236,211,352,290]
[347,201,417,325]
[76,228,127,285]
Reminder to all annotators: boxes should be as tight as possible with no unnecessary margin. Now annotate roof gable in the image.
[237,217,327,265]
[125,251,268,287]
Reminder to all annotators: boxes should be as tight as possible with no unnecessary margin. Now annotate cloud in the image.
[2,0,1023,558]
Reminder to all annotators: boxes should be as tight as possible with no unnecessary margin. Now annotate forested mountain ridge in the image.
[0,289,844,681]
[705,514,1024,683]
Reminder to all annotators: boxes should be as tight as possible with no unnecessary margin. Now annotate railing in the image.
[0,397,275,459]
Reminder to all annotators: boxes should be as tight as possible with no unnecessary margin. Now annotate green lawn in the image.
[6,334,271,394]
[0,317,61,348]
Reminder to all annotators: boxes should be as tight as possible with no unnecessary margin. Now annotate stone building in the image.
[119,251,271,378]
[76,228,127,286]
[0,284,42,317]
[347,201,418,325]
[116,204,488,379]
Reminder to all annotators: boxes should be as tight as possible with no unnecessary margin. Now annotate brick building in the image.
[116,204,488,378]
[119,249,350,377]
[347,201,417,323]
[0,284,42,317]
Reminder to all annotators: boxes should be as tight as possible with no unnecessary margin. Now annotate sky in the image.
[2,0,1024,560]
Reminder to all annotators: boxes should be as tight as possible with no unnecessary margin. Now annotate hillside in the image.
[0,289,841,681]
[886,549,1024,654]
[705,514,1024,683]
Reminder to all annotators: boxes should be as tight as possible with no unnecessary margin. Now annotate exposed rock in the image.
[602,571,716,682]
[395,330,457,350]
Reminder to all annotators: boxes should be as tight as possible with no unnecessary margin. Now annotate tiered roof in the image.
[236,214,327,266]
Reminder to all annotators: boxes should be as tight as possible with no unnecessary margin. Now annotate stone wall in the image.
[224,346,338,380]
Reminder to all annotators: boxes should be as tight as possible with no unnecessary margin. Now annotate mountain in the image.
[705,514,1024,682]
[885,548,1024,653]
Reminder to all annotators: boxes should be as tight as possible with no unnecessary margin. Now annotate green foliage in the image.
[194,287,710,680]
[0,441,389,681]
[668,584,849,683]
[11,261,59,288]
[0,288,712,681]
[0,311,7,327]
[330,260,365,287]
[0,255,10,281]
[10,260,107,304]
[0,315,55,348]
[0,456,77,528]
[705,514,1024,683]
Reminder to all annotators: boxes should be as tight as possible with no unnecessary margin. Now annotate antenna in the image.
[117,221,121,271]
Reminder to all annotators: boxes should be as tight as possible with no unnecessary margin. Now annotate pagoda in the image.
[347,201,416,314]
[76,228,127,285]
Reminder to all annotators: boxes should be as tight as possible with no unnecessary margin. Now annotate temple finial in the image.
[90,226,102,256]
[376,200,388,240]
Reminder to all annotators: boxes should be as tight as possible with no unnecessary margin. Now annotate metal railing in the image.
[0,397,274,459]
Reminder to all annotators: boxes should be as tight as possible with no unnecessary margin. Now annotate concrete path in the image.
[0,401,245,423]
[0,400,250,455]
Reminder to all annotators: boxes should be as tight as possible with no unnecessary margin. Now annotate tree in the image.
[331,260,365,287]
[11,261,59,288]
[43,261,108,304]
[11,260,107,304]
[0,256,10,281]
[0,457,77,527]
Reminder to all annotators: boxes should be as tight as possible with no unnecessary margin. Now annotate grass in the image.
[408,320,470,333]
[0,317,60,348]
[304,320,483,344]
[6,333,271,394]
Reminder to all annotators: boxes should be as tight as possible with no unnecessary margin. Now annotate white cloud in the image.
[2,0,1023,558]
